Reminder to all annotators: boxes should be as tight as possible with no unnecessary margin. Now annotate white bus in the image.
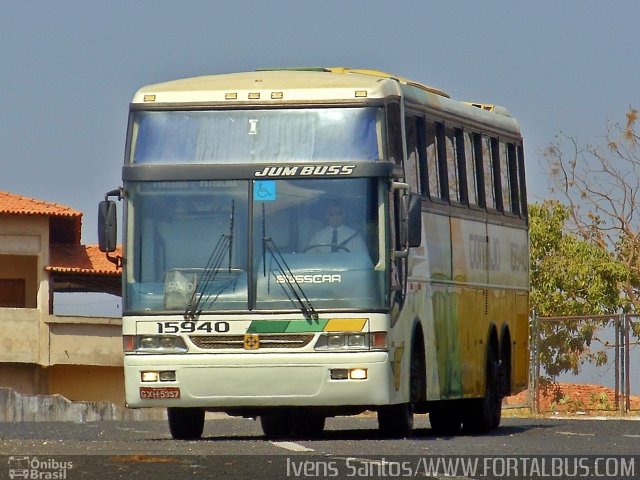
[99,68,529,439]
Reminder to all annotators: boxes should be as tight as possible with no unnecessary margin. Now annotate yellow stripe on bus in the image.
[324,318,367,332]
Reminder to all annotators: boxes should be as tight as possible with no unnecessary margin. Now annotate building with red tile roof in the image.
[0,191,83,244]
[0,191,82,217]
[0,191,121,293]
[0,191,124,405]
[47,244,122,296]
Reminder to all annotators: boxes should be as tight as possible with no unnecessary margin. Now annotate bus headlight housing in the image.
[313,332,387,351]
[124,335,188,354]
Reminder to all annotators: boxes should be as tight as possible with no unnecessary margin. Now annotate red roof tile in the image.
[0,191,82,218]
[47,245,122,276]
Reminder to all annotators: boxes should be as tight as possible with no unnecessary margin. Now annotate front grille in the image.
[189,334,315,350]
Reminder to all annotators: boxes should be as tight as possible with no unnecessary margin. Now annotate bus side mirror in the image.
[407,193,422,248]
[98,200,118,253]
[392,182,422,258]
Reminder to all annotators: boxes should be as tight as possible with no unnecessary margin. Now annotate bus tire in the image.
[167,407,205,440]
[499,334,512,399]
[377,337,422,438]
[463,346,501,434]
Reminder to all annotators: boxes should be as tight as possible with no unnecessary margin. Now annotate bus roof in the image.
[132,68,520,135]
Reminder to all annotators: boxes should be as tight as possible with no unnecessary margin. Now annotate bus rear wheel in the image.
[463,346,501,433]
[167,407,205,440]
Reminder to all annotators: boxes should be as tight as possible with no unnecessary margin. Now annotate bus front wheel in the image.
[167,407,205,440]
[377,338,423,438]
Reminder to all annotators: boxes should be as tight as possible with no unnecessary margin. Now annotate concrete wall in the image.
[47,316,123,366]
[0,214,128,409]
[0,387,163,422]
[0,308,41,364]
[48,365,125,404]
[0,363,48,395]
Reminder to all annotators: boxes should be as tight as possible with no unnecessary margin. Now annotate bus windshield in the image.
[125,178,386,314]
[129,107,382,164]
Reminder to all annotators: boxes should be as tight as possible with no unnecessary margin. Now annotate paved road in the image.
[0,415,637,479]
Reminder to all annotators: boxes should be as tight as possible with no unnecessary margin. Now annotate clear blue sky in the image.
[2,0,639,244]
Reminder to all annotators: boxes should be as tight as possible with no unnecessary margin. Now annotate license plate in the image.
[139,387,181,399]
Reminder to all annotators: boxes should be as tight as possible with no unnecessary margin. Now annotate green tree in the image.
[529,201,628,383]
[530,201,627,318]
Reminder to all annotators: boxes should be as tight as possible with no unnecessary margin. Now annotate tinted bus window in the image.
[482,136,497,210]
[499,141,513,213]
[464,132,479,206]
[404,115,421,195]
[445,127,460,203]
[426,121,442,200]
[517,144,528,217]
[507,143,520,215]
[386,102,403,166]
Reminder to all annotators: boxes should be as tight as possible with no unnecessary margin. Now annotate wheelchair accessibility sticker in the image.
[254,180,276,201]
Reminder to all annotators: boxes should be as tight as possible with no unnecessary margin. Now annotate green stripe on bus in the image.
[285,319,328,333]
[246,319,328,333]
[247,320,289,333]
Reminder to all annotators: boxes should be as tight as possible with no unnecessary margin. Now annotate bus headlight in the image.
[139,337,160,349]
[124,335,188,354]
[328,334,346,348]
[348,334,367,348]
[141,370,177,382]
[313,332,387,351]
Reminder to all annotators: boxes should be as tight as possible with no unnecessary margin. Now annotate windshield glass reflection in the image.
[125,178,386,313]
[130,107,381,164]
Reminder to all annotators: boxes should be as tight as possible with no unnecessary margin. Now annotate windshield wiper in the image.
[263,238,318,322]
[184,201,235,320]
[261,204,318,322]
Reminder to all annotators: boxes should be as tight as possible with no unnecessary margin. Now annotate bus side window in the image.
[455,128,467,205]
[404,115,421,195]
[507,142,520,216]
[445,126,460,203]
[473,133,486,208]
[424,121,443,200]
[491,138,502,211]
[498,140,513,213]
[517,144,528,218]
[435,123,450,202]
[416,117,428,197]
[464,131,480,207]
[386,102,403,166]
[482,136,497,210]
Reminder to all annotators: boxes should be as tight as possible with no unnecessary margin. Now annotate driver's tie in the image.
[331,229,338,252]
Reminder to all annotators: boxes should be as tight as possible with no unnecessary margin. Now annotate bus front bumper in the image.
[124,351,392,409]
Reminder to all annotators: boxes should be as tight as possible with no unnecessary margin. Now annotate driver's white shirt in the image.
[307,224,367,253]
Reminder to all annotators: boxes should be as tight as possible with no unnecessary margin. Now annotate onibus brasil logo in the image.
[7,456,73,479]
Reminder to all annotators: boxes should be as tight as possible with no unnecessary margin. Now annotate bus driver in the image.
[306,201,367,253]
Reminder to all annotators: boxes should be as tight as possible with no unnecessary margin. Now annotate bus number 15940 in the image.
[156,321,230,334]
